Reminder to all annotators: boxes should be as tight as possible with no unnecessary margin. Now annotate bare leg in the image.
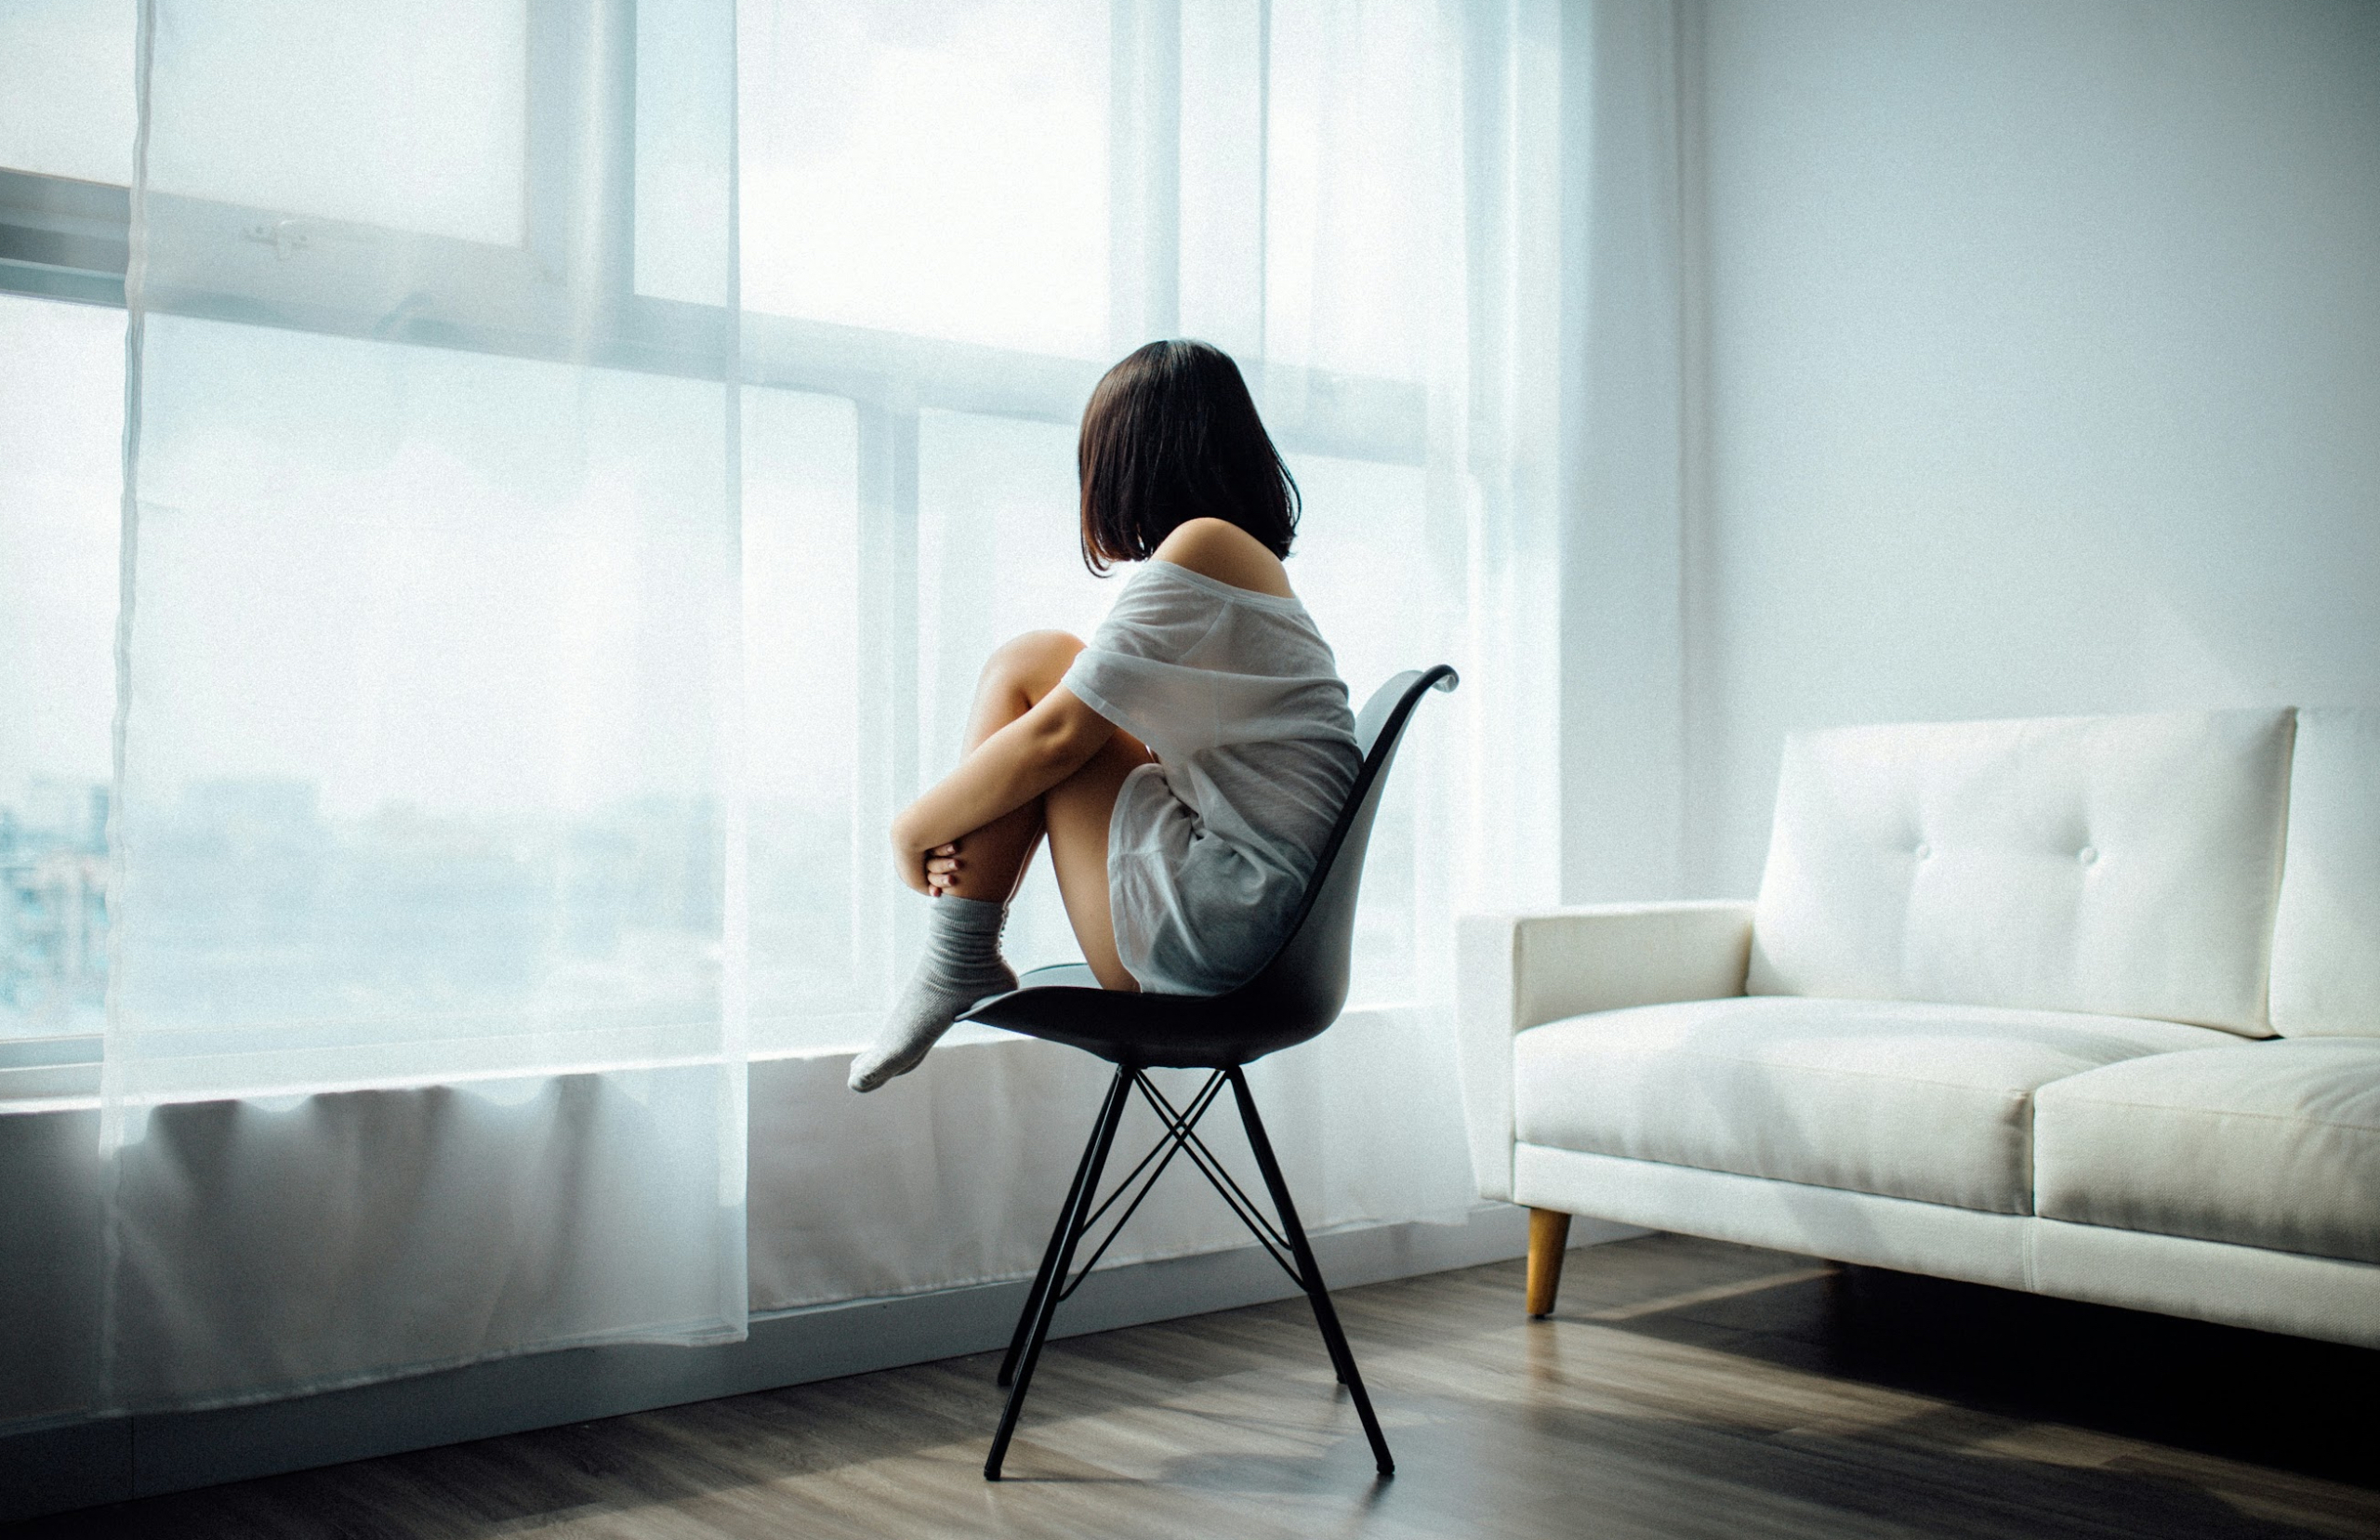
[925,630,1147,992]
[926,631,1077,904]
[1044,732,1146,993]
[853,631,1152,1089]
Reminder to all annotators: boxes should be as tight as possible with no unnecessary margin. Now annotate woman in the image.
[849,339,1362,1092]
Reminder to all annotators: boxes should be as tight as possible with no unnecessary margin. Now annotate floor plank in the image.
[16,1233,2378,1539]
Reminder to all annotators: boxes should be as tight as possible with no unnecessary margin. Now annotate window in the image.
[146,0,528,244]
[1,0,1437,1059]
[0,3,136,186]
[0,293,121,1040]
[1263,0,1442,380]
[737,0,1113,356]
[744,388,867,1033]
[113,320,734,1075]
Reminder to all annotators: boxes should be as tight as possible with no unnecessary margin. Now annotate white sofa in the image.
[1457,707,2380,1347]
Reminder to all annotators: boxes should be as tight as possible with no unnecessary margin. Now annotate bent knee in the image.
[984,629,1087,692]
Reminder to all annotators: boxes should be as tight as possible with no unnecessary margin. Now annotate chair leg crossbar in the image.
[983,1063,1395,1481]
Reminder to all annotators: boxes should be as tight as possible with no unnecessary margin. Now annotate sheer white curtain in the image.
[722,0,1566,1297]
[102,0,748,1408]
[46,0,1566,1414]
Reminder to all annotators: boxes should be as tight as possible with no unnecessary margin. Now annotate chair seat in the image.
[962,972,1272,1069]
[1017,963,1100,989]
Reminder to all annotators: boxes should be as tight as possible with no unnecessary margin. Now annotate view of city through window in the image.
[1,781,108,1038]
[2,291,119,1042]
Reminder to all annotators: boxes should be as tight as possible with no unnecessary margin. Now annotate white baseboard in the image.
[0,1204,1643,1522]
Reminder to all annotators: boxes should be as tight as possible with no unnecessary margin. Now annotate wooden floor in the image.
[20,1234,2380,1539]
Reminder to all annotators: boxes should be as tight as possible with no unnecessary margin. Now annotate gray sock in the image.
[848,896,1019,1092]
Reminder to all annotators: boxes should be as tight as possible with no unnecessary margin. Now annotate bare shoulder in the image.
[1152,517,1294,599]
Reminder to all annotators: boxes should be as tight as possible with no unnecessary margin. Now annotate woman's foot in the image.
[849,896,1019,1091]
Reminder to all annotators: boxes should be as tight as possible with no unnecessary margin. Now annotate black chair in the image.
[960,665,1458,1481]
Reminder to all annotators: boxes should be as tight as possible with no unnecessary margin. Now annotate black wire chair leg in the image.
[1227,1067,1395,1478]
[985,1064,1132,1481]
[998,1081,1116,1389]
[1221,1070,1356,1389]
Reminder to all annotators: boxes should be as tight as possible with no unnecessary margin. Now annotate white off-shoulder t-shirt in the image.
[1060,559,1361,995]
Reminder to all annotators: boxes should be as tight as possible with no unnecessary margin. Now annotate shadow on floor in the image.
[1593,1252,2380,1491]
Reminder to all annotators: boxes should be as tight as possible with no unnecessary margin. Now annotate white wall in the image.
[1681,0,2380,896]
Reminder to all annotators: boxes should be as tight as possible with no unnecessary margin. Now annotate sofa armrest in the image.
[1455,901,1754,1202]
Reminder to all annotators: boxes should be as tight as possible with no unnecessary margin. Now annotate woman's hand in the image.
[889,684,1113,900]
[891,813,963,897]
[922,840,965,895]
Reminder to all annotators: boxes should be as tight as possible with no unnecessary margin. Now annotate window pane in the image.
[744,389,866,1032]
[917,410,1112,970]
[1265,0,1438,380]
[0,294,124,1038]
[114,319,733,1078]
[1178,0,1266,360]
[143,0,527,244]
[740,0,1111,356]
[0,1,137,184]
[1285,453,1432,1004]
[634,0,735,305]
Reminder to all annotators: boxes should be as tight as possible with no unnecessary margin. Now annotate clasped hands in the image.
[892,812,968,898]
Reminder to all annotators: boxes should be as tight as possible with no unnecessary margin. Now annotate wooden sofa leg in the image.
[1526,1208,1572,1318]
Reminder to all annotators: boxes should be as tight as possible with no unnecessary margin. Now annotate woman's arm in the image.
[891,684,1116,894]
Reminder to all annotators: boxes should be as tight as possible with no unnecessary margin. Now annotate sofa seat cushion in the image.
[2035,1038,2380,1263]
[1512,997,2226,1214]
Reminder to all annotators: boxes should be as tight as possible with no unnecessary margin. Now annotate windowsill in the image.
[0,1033,99,1111]
[0,1002,1423,1114]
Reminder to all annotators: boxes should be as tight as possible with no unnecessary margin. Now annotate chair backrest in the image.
[1220,665,1459,1046]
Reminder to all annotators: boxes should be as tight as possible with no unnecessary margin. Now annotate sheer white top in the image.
[1061,559,1361,994]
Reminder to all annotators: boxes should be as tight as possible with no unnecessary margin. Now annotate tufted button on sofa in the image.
[1458,707,2380,1344]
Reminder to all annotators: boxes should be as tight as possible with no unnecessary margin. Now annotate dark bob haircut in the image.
[1078,339,1301,574]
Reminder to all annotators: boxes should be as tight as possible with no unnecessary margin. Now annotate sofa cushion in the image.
[2035,1038,2380,1263]
[2271,708,2380,1037]
[1512,996,2225,1215]
[1747,709,2294,1036]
